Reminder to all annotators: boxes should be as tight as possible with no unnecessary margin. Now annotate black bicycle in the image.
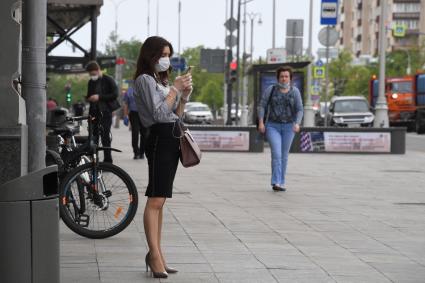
[46,113,138,239]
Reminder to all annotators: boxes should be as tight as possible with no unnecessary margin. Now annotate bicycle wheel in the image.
[60,162,139,239]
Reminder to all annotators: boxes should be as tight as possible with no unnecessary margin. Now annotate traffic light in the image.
[65,83,72,104]
[66,92,72,103]
[229,60,237,83]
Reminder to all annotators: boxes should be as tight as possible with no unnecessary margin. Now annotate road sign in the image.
[321,0,338,25]
[311,94,321,101]
[311,85,321,95]
[224,17,238,33]
[286,19,304,37]
[285,37,303,56]
[225,35,238,48]
[200,49,225,73]
[170,57,187,72]
[267,48,287,64]
[315,59,324,67]
[393,24,407,37]
[313,66,325,79]
[317,47,339,59]
[318,26,339,46]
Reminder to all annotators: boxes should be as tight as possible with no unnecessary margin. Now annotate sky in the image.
[53,0,324,60]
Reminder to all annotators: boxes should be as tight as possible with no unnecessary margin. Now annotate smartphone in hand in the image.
[183,66,192,75]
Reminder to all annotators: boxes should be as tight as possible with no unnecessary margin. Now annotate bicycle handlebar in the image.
[66,116,90,122]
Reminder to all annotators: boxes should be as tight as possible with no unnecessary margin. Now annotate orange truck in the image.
[369,74,425,134]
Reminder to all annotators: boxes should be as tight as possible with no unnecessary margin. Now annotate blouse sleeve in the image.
[257,85,274,120]
[135,74,174,122]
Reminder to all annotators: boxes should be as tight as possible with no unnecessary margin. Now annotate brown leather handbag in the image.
[175,120,201,167]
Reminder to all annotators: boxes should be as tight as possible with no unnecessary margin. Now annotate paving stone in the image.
[59,126,425,283]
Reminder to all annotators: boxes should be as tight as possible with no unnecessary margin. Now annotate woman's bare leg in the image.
[144,197,166,272]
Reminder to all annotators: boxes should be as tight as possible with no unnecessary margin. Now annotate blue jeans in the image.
[266,122,295,186]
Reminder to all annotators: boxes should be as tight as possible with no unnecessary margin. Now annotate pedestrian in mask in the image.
[85,61,118,163]
[257,66,303,191]
[133,36,192,278]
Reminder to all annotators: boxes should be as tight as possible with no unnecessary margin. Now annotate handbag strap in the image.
[264,85,276,124]
[172,118,186,138]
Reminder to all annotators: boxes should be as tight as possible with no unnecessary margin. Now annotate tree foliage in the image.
[47,74,88,107]
[104,33,142,80]
[325,45,425,100]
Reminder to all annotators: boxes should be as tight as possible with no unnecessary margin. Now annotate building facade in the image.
[337,0,425,57]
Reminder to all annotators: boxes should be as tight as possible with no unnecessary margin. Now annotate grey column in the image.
[22,0,47,172]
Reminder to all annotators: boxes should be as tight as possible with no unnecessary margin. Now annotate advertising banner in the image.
[300,131,391,153]
[191,131,250,151]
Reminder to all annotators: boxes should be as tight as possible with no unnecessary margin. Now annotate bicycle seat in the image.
[52,125,80,136]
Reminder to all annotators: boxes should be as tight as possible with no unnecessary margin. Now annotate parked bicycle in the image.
[46,110,138,239]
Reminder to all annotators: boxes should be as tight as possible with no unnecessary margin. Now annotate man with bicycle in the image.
[86,61,119,163]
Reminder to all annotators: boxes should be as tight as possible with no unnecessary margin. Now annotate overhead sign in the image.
[393,24,407,37]
[286,19,304,37]
[285,37,303,56]
[267,48,287,64]
[200,49,225,73]
[313,66,325,79]
[321,0,338,25]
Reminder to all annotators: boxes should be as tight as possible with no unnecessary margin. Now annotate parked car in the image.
[328,96,375,127]
[184,103,214,124]
[315,102,330,126]
[230,103,243,121]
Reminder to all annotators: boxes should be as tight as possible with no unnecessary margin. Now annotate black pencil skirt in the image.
[145,123,181,198]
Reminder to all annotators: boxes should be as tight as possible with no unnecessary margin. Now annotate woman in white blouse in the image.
[133,36,192,279]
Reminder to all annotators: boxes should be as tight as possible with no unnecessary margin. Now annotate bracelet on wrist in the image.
[180,95,190,103]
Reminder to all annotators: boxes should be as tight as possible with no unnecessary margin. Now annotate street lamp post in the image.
[240,12,261,126]
[240,0,255,126]
[178,0,181,56]
[272,0,276,48]
[109,0,131,128]
[109,0,132,43]
[303,0,315,127]
[147,0,150,37]
[374,0,389,128]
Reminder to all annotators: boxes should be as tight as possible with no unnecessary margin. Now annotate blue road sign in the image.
[321,0,338,25]
[170,57,187,72]
[315,59,324,67]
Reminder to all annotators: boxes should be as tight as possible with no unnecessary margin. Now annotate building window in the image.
[393,3,420,13]
[357,34,362,42]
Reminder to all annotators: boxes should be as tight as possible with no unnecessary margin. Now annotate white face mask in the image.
[155,57,170,72]
[90,75,99,81]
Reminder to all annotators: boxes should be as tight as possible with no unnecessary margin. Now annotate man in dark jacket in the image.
[86,61,118,163]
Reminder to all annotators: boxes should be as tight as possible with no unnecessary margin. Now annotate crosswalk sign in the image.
[313,67,325,79]
[393,24,407,37]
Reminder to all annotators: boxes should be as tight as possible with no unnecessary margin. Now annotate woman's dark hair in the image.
[134,36,174,85]
[276,66,293,80]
